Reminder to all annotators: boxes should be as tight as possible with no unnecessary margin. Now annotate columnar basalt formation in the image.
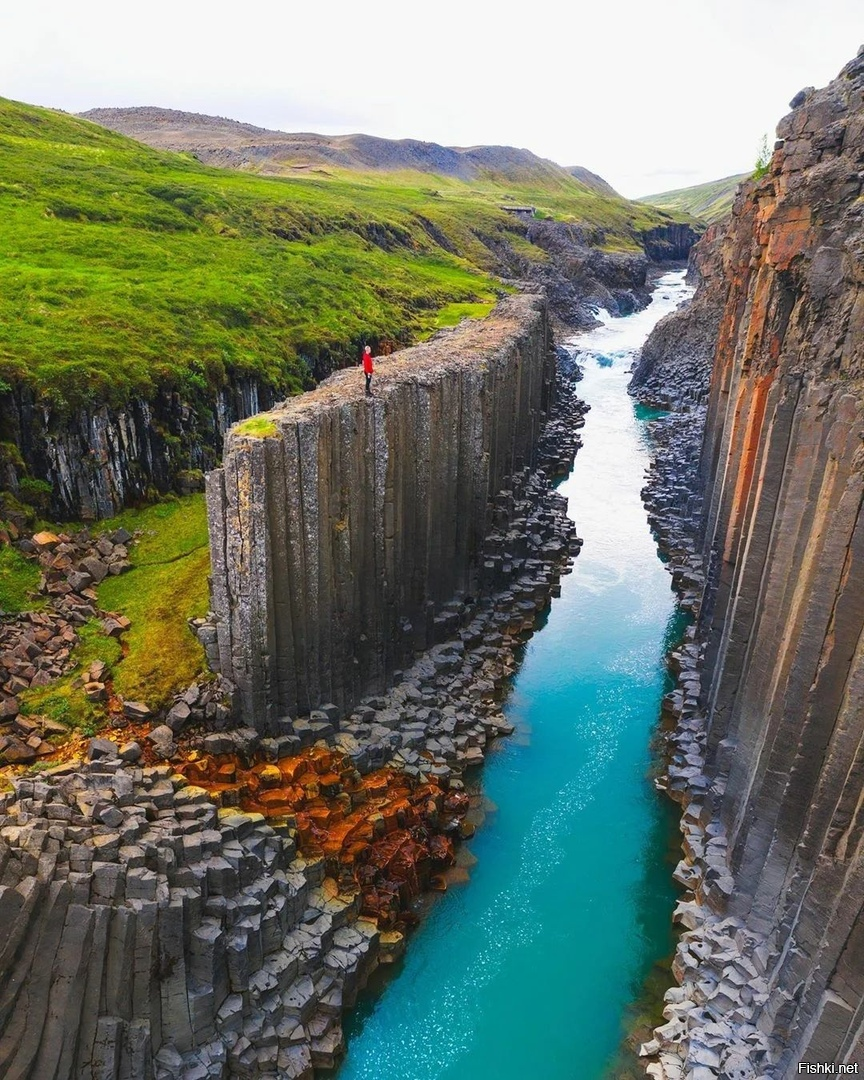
[0,376,280,521]
[629,226,723,411]
[0,300,584,1079]
[633,48,864,1078]
[206,295,557,730]
[0,762,378,1080]
[0,506,579,1080]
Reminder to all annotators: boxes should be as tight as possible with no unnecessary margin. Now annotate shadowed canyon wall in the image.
[206,295,556,730]
[639,48,864,1073]
[0,377,282,521]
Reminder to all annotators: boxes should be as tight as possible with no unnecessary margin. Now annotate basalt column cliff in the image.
[206,295,556,729]
[639,48,864,1075]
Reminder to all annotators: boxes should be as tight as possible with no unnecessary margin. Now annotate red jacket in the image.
[362,351,374,374]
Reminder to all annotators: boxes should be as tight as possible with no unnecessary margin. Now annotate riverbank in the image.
[630,283,783,1078]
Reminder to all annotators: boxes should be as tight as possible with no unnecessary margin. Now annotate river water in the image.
[339,270,694,1080]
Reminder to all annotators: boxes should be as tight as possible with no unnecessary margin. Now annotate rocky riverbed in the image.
[0,351,586,1078]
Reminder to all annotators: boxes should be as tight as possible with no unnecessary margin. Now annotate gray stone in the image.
[118,741,142,762]
[88,737,119,761]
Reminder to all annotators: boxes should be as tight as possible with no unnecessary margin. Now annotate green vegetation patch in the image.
[97,495,210,710]
[0,544,42,613]
[20,496,212,731]
[637,173,748,224]
[235,416,279,438]
[431,300,497,329]
[20,620,122,733]
[0,96,689,414]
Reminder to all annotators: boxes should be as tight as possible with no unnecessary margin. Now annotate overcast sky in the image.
[2,1,862,197]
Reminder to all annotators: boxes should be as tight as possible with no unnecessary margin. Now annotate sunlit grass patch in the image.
[432,300,497,328]
[235,416,278,438]
[97,495,210,709]
[0,544,41,613]
[0,95,685,413]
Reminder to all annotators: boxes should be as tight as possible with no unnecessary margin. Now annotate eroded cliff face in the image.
[630,223,724,409]
[520,219,700,328]
[0,376,281,520]
[207,295,558,730]
[637,48,864,1076]
[699,51,864,1066]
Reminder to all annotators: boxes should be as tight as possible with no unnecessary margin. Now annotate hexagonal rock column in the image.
[206,295,555,730]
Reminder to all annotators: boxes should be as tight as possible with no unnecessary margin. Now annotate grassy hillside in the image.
[81,106,623,195]
[637,173,748,223]
[0,96,683,413]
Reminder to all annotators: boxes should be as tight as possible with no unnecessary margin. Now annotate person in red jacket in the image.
[362,345,374,395]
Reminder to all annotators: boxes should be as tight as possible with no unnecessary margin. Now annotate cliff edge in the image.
[636,46,864,1076]
[206,295,559,728]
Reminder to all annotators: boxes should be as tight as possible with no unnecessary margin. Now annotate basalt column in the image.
[206,295,555,730]
[691,49,864,1069]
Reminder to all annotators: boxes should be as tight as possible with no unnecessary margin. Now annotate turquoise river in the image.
[339,270,693,1080]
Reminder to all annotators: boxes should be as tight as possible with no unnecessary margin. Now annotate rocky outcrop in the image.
[638,223,701,264]
[0,761,380,1079]
[521,219,701,328]
[629,224,723,408]
[0,376,281,521]
[634,47,864,1078]
[206,294,569,729]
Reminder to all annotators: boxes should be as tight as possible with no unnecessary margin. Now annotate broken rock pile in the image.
[0,526,135,765]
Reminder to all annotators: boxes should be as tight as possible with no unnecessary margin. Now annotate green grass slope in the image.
[637,173,748,223]
[1,96,685,413]
[19,496,210,729]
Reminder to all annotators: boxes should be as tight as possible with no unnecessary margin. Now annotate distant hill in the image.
[80,106,618,192]
[637,173,748,223]
[564,166,620,198]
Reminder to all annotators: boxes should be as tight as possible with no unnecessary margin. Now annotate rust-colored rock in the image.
[175,744,467,931]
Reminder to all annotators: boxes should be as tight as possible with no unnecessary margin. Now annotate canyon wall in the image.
[699,49,864,1067]
[206,295,556,730]
[629,222,724,409]
[0,376,282,521]
[637,48,864,1075]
